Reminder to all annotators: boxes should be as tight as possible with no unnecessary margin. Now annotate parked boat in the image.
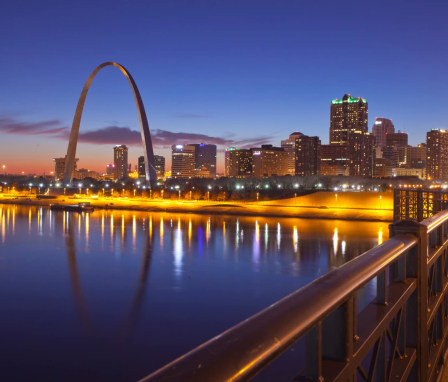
[50,202,94,212]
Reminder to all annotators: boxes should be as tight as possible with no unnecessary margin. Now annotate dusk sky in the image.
[1,0,447,174]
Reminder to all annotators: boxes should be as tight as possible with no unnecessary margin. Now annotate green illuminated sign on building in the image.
[331,95,367,105]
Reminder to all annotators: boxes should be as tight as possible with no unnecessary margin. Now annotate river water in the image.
[0,204,388,381]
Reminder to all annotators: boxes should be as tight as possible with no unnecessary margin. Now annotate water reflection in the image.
[0,204,391,381]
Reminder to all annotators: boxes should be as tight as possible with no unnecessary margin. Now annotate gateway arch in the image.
[63,62,157,186]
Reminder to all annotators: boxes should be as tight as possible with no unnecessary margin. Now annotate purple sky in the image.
[1,0,447,174]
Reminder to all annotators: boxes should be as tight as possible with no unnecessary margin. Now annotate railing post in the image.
[390,220,428,382]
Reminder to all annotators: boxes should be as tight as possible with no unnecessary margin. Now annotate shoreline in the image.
[0,191,394,222]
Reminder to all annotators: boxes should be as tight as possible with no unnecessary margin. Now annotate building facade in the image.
[427,129,448,181]
[347,131,375,177]
[138,156,145,178]
[251,145,289,177]
[154,155,165,180]
[320,145,349,176]
[53,156,78,181]
[225,148,252,177]
[330,94,368,145]
[386,132,408,148]
[171,145,196,178]
[372,118,395,149]
[113,145,128,179]
[281,132,321,176]
[190,144,217,178]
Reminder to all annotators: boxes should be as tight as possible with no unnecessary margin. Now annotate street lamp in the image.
[2,164,5,175]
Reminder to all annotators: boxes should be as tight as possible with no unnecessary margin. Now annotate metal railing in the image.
[140,210,448,382]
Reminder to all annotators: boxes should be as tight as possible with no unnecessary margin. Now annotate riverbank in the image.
[0,191,394,221]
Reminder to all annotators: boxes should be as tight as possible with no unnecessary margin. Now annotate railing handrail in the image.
[139,234,417,382]
[420,209,448,233]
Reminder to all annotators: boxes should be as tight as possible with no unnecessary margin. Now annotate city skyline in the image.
[1,1,447,174]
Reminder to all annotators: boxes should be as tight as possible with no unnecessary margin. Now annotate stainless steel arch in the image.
[63,62,157,186]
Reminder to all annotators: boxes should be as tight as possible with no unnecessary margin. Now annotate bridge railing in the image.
[139,210,448,382]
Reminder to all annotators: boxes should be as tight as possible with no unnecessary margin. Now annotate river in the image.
[0,204,388,381]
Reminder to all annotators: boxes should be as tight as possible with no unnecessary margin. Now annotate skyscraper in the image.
[114,145,128,179]
[282,132,321,176]
[171,145,196,178]
[138,156,146,178]
[328,94,372,177]
[372,118,395,149]
[280,134,298,175]
[330,94,368,145]
[347,131,375,177]
[427,129,448,181]
[383,132,408,168]
[225,147,252,178]
[386,132,408,148]
[190,144,217,178]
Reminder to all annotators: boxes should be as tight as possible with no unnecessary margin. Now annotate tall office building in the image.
[326,94,372,177]
[53,156,78,181]
[282,132,321,176]
[171,145,196,178]
[426,129,448,181]
[372,118,395,149]
[225,147,253,178]
[404,144,426,169]
[330,94,368,145]
[281,134,298,175]
[113,145,128,179]
[190,144,217,178]
[251,145,289,177]
[138,156,145,178]
[382,132,408,168]
[347,131,375,177]
[386,132,408,148]
[154,155,165,179]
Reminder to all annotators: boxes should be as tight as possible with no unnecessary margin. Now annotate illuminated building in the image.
[372,118,394,149]
[281,132,320,176]
[374,157,393,178]
[404,144,426,169]
[74,168,89,179]
[190,144,217,178]
[53,156,78,181]
[251,145,289,177]
[320,145,349,176]
[171,145,195,178]
[106,163,114,175]
[392,167,425,180]
[386,132,408,148]
[348,131,375,177]
[225,147,252,178]
[427,129,448,180]
[327,94,372,177]
[138,156,145,178]
[154,155,165,179]
[330,94,368,145]
[114,145,128,179]
[383,132,408,168]
[281,134,298,175]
